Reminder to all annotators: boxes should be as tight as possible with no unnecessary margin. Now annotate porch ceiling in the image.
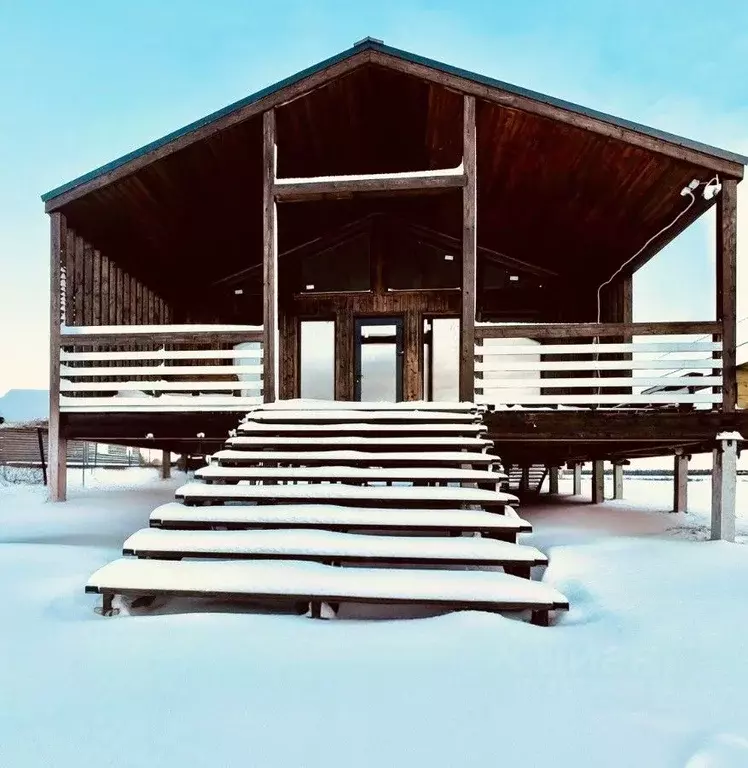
[54,55,742,302]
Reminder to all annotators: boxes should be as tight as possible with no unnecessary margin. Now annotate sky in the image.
[1,0,747,395]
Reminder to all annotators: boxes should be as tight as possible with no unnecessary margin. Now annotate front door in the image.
[354,318,404,401]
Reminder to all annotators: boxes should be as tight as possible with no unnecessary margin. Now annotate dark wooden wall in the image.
[63,227,172,327]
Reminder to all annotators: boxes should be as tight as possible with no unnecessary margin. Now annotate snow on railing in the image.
[474,322,723,410]
[58,324,263,413]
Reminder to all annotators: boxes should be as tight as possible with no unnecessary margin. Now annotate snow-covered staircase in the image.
[86,401,568,624]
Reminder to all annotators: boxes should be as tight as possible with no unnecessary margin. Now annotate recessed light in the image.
[444,254,454,261]
[234,289,243,295]
[306,284,315,290]
[509,275,519,282]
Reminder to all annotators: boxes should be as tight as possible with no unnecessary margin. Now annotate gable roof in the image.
[42,37,746,209]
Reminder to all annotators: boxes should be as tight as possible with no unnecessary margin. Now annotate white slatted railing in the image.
[474,322,723,410]
[58,325,263,413]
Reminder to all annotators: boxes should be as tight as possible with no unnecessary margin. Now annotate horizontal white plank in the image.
[476,393,721,405]
[476,358,722,373]
[475,341,722,356]
[60,364,263,377]
[477,376,721,389]
[150,502,526,532]
[60,349,263,362]
[60,396,262,413]
[60,380,262,392]
[87,558,567,609]
[61,323,262,335]
[123,528,545,564]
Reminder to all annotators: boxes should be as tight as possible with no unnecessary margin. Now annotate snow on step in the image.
[175,482,517,507]
[212,449,500,467]
[247,399,481,413]
[150,502,531,534]
[123,528,547,565]
[87,558,567,610]
[241,410,478,423]
[237,421,486,435]
[226,436,493,450]
[195,465,508,484]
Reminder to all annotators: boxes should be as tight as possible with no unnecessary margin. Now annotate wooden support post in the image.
[673,453,689,513]
[520,465,530,495]
[591,460,604,504]
[49,212,68,502]
[262,108,278,403]
[711,433,741,541]
[572,462,582,496]
[716,178,737,412]
[548,466,559,495]
[459,95,477,402]
[161,450,171,480]
[612,462,624,500]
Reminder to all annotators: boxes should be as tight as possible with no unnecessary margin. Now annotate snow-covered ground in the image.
[2,468,748,767]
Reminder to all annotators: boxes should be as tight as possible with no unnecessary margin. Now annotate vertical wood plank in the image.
[573,462,582,495]
[48,212,67,501]
[74,235,84,326]
[460,94,477,402]
[548,466,559,495]
[64,227,76,325]
[263,108,278,402]
[335,310,354,401]
[716,178,737,412]
[100,255,110,325]
[91,249,101,325]
[403,309,422,401]
[673,453,689,513]
[82,241,94,324]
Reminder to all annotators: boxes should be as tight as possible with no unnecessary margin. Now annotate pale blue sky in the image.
[1,0,746,394]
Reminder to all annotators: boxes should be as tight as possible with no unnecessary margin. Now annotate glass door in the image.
[354,318,404,402]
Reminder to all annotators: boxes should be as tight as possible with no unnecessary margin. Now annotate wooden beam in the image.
[49,213,67,502]
[263,108,278,403]
[274,169,465,201]
[161,449,171,480]
[368,50,745,179]
[716,178,738,412]
[476,321,720,339]
[548,466,559,495]
[459,95,477,402]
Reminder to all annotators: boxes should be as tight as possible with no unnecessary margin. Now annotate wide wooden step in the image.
[225,436,493,452]
[123,528,547,569]
[150,502,530,540]
[236,422,487,436]
[194,464,507,485]
[86,558,568,620]
[248,400,482,413]
[212,449,500,469]
[175,482,517,508]
[242,409,480,424]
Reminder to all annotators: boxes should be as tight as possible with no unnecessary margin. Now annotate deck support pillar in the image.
[612,461,625,500]
[161,450,171,480]
[572,463,582,496]
[716,178,737,413]
[459,95,477,401]
[520,465,531,495]
[711,432,741,542]
[548,466,559,495]
[262,109,278,403]
[49,212,67,502]
[673,452,689,513]
[591,460,604,504]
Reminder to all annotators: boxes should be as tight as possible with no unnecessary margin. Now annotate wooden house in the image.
[44,38,746,525]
